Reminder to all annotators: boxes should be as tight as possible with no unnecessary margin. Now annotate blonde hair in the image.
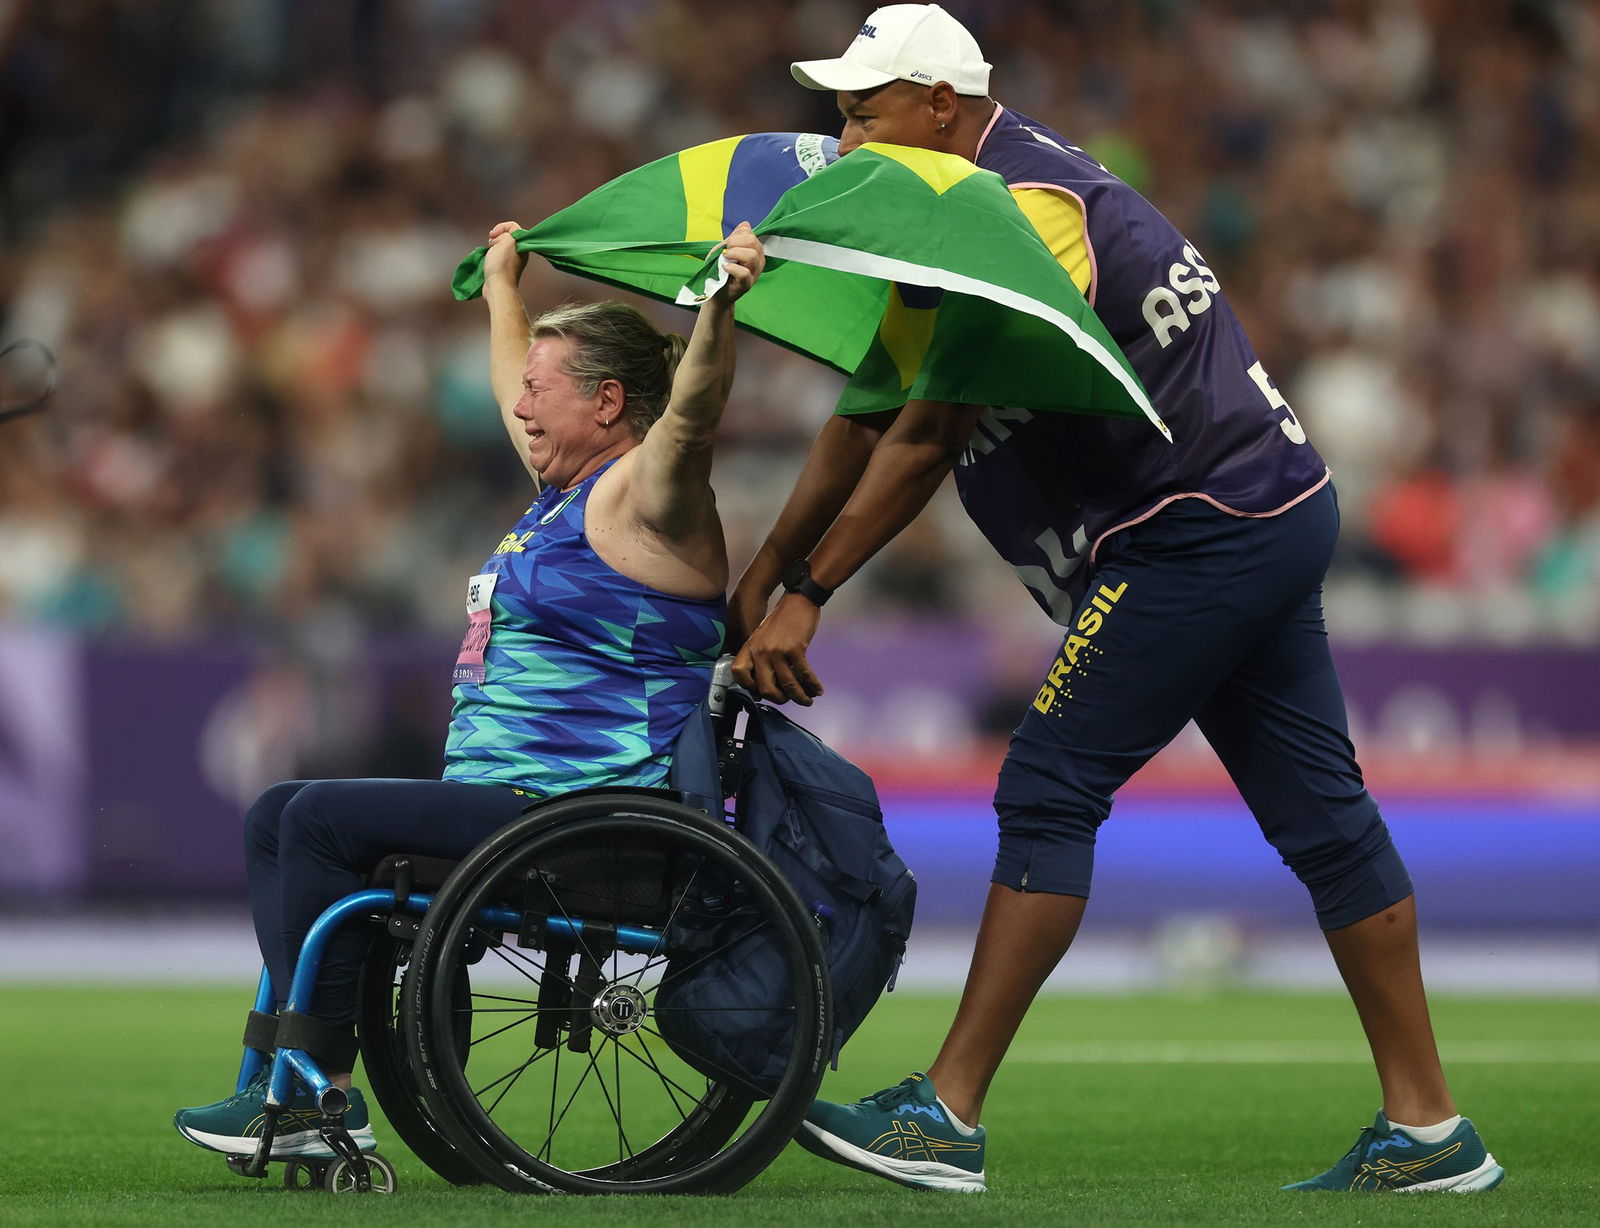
[529,301,688,439]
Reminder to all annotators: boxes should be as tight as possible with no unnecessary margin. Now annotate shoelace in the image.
[233,1066,321,1112]
[861,1079,924,1111]
[224,1068,271,1105]
[1343,1125,1378,1162]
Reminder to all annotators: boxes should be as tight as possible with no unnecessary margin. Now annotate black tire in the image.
[402,792,831,1194]
[282,1159,326,1190]
[324,1151,399,1194]
[357,933,484,1185]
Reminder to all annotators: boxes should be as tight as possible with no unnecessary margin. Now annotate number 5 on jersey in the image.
[1247,361,1307,445]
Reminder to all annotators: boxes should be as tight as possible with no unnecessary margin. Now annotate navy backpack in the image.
[660,690,916,1094]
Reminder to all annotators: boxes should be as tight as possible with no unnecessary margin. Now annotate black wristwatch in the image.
[781,558,835,607]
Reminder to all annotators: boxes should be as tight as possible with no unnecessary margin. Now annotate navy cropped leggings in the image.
[992,484,1413,931]
[244,778,526,1038]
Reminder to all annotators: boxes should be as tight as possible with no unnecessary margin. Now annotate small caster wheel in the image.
[324,1151,398,1194]
[283,1159,328,1190]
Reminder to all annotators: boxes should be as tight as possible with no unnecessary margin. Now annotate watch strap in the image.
[782,559,834,607]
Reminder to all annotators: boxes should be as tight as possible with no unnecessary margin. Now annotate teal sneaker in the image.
[796,1072,985,1193]
[174,1069,377,1158]
[1284,1111,1503,1192]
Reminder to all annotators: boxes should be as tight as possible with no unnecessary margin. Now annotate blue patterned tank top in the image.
[442,462,726,795]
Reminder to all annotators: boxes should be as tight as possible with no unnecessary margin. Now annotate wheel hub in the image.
[591,983,648,1035]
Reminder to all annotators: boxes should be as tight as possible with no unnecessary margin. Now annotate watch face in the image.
[780,560,830,605]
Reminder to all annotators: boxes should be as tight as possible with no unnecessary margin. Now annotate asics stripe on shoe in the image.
[797,1072,986,1193]
[174,1077,377,1159]
[1283,1111,1503,1193]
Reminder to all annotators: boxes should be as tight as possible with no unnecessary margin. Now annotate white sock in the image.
[936,1096,980,1136]
[1387,1114,1462,1143]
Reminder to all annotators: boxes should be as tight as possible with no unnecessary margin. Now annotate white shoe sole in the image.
[797,1121,986,1193]
[1394,1152,1504,1193]
[177,1121,377,1159]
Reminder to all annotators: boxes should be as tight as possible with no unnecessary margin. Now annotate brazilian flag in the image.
[454,133,1165,436]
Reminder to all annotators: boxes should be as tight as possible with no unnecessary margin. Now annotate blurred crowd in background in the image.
[3,0,1598,649]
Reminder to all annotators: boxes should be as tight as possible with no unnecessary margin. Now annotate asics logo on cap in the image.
[792,3,993,96]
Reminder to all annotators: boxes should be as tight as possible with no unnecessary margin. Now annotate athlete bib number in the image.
[452,572,498,686]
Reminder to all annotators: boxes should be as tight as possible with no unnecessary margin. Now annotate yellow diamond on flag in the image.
[861,143,983,195]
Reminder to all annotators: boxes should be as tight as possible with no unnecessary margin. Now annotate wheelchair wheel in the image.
[324,1151,399,1194]
[403,791,831,1195]
[357,933,484,1185]
[282,1159,325,1190]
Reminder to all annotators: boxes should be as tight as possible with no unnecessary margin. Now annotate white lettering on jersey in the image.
[1142,242,1224,349]
[1021,125,1105,169]
[1247,361,1308,445]
[1012,525,1090,625]
[1185,242,1221,292]
[960,405,1035,465]
[1142,286,1191,348]
[1170,262,1211,315]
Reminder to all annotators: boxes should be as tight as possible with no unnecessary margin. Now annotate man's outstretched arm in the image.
[733,398,984,704]
[727,408,897,646]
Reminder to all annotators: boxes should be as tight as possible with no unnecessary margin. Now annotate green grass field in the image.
[3,985,1595,1225]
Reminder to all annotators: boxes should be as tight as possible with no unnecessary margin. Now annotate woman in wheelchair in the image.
[173,221,766,1168]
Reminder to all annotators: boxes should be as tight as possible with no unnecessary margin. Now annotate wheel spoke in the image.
[468,1009,538,1047]
[636,1021,762,1090]
[648,917,776,991]
[576,1035,634,1163]
[538,1041,598,1162]
[618,1031,704,1112]
[468,990,545,1007]
[531,866,609,974]
[481,936,565,988]
[622,861,702,986]
[626,904,765,985]
[543,1035,560,1161]
[472,1040,555,1109]
[610,840,623,1160]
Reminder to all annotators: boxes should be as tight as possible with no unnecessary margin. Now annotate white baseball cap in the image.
[791,4,992,97]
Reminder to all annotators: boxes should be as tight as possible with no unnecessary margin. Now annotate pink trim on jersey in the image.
[1088,470,1333,567]
[1009,180,1098,307]
[975,102,1004,157]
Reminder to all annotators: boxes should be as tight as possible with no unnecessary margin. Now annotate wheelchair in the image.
[221,666,834,1195]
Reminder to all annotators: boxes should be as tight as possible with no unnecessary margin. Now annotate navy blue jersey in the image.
[949,106,1330,622]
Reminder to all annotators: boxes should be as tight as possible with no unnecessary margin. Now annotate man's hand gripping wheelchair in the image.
[223,661,834,1194]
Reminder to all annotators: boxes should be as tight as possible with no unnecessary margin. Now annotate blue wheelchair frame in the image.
[220,662,828,1195]
[233,892,432,1186]
[233,870,679,1186]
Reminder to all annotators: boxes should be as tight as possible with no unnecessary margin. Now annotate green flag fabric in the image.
[453,133,1166,437]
